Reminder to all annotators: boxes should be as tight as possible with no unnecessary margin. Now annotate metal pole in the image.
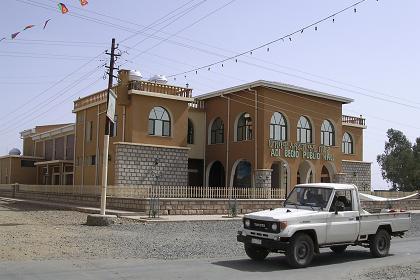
[99,38,117,216]
[100,134,109,215]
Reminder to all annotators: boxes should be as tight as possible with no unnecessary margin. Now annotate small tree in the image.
[377,129,419,191]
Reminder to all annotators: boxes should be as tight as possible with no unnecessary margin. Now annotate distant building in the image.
[1,124,74,185]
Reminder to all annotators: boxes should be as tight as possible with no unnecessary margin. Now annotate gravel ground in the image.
[355,263,420,280]
[0,199,419,262]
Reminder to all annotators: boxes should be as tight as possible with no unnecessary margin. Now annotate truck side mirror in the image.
[334,201,345,214]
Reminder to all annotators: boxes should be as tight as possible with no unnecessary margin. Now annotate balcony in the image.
[342,115,366,127]
[128,80,192,98]
[73,89,107,111]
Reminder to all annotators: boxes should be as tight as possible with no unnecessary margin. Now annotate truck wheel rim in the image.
[378,236,388,251]
[296,241,309,260]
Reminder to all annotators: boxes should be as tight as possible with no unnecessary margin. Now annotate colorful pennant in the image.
[1,1,90,43]
[11,32,20,39]
[43,19,52,30]
[23,25,35,30]
[58,3,69,14]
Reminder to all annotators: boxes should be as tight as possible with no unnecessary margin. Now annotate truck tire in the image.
[286,233,314,268]
[244,244,269,261]
[369,229,391,258]
[330,245,347,254]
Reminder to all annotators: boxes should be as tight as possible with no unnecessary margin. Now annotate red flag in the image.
[23,24,35,30]
[11,32,20,39]
[58,3,69,14]
[43,19,51,30]
[80,0,88,6]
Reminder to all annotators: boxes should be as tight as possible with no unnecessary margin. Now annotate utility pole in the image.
[86,38,120,226]
[100,38,119,216]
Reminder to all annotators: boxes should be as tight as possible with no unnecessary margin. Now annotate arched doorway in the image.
[297,161,315,184]
[321,166,331,183]
[271,161,289,195]
[232,160,252,188]
[208,161,225,187]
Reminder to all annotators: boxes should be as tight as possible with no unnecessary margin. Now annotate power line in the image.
[0,66,102,133]
[167,0,369,78]
[126,0,237,65]
[2,0,205,128]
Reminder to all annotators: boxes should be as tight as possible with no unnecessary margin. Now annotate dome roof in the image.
[8,148,21,156]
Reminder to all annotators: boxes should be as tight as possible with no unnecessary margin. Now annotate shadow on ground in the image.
[213,250,383,272]
[0,200,72,212]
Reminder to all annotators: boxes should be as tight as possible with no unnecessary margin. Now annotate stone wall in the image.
[341,160,371,191]
[1,187,419,215]
[114,143,189,186]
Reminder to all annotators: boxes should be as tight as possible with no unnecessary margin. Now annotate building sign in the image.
[269,140,334,161]
[106,89,117,123]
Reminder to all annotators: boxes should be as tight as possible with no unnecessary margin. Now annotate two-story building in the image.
[71,70,370,192]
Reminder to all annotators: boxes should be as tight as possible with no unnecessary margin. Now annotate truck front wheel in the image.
[286,233,314,268]
[244,244,269,261]
[369,229,391,258]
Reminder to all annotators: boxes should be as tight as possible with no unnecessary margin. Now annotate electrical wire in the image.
[167,0,369,78]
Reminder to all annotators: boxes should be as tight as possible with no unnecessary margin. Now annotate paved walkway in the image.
[0,196,242,222]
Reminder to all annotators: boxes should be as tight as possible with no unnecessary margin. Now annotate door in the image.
[326,190,359,243]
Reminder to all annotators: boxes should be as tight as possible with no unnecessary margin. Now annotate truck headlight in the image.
[244,219,251,228]
[271,223,278,231]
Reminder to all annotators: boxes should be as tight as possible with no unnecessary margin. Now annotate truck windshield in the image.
[284,187,332,210]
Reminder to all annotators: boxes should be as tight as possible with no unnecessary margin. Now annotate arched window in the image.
[233,160,252,188]
[148,106,170,136]
[342,132,353,154]
[210,118,224,144]
[270,112,287,141]
[237,113,252,141]
[297,116,312,143]
[187,119,194,144]
[321,120,335,146]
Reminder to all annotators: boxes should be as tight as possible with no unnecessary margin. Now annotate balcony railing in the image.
[342,115,366,126]
[128,80,192,98]
[188,100,205,110]
[74,90,107,110]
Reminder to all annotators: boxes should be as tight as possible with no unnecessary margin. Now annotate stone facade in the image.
[114,143,189,186]
[341,160,371,191]
[254,169,272,188]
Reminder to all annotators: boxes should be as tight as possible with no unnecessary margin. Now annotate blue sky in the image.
[1,0,419,189]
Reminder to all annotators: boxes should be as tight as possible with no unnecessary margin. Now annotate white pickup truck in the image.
[237,183,411,268]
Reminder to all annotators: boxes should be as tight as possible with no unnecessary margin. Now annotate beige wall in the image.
[187,109,205,159]
[341,124,364,162]
[23,137,35,156]
[0,157,38,184]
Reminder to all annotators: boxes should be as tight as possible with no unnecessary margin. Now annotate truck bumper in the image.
[237,234,289,251]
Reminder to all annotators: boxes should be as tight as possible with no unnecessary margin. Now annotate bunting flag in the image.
[23,25,35,30]
[43,19,51,30]
[11,32,20,39]
[58,3,69,14]
[80,0,88,6]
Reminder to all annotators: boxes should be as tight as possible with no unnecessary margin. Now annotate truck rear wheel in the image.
[370,229,391,258]
[330,245,347,254]
[244,244,269,261]
[286,233,314,268]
